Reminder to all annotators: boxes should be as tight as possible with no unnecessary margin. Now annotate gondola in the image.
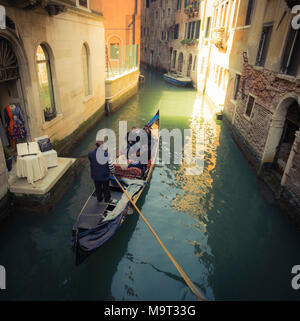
[163,72,192,87]
[72,111,159,265]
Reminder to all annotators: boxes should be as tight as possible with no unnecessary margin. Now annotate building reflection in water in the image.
[172,94,221,259]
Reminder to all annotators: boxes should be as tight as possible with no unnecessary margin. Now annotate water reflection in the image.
[172,94,221,225]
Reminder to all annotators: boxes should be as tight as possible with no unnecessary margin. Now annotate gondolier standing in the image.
[88,132,115,203]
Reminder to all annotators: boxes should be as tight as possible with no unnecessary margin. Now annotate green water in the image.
[0,70,300,301]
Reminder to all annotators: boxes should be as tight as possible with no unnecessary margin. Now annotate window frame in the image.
[205,17,211,38]
[232,73,241,100]
[245,0,255,26]
[280,26,300,76]
[255,23,273,67]
[177,0,182,10]
[36,44,56,122]
[174,23,179,39]
[77,0,90,10]
[245,94,255,118]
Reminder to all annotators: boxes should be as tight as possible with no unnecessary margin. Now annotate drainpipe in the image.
[132,0,138,45]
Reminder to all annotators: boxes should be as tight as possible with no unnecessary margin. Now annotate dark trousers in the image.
[94,180,111,202]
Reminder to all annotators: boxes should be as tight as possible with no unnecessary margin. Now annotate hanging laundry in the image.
[4,104,27,143]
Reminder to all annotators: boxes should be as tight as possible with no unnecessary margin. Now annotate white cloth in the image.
[16,153,48,184]
[42,149,58,168]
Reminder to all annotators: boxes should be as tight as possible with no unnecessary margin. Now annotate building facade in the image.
[223,0,300,212]
[141,0,203,87]
[0,0,106,202]
[103,0,141,112]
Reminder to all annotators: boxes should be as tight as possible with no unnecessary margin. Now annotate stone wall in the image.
[105,68,139,112]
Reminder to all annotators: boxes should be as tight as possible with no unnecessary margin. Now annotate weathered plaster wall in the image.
[4,6,106,141]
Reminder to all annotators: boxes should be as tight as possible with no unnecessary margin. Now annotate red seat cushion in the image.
[115,164,142,179]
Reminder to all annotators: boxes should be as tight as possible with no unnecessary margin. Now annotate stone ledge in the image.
[9,157,75,196]
[10,158,85,214]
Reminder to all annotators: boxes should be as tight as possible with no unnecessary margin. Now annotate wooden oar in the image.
[111,173,206,301]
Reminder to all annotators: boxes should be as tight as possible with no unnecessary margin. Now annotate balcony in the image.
[213,27,225,49]
[2,0,68,16]
[184,0,200,18]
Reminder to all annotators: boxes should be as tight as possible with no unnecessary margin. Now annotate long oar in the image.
[112,173,206,301]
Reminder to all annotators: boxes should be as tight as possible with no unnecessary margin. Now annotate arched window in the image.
[178,52,184,73]
[36,44,56,121]
[82,43,91,97]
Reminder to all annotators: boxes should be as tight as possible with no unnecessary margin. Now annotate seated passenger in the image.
[127,142,147,177]
[126,126,137,148]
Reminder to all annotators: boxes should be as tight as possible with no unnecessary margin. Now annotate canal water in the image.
[1,69,300,301]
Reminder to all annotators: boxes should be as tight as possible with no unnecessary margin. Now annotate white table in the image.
[16,153,48,184]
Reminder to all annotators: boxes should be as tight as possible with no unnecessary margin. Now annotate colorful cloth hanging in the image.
[4,104,27,140]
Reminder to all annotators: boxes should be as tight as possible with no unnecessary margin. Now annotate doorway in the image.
[274,100,300,176]
[187,54,193,77]
[0,36,28,149]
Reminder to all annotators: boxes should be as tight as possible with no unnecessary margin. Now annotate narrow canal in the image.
[1,70,300,301]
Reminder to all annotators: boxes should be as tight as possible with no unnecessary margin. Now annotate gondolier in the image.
[88,133,115,203]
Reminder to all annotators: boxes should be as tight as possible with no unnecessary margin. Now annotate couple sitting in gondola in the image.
[124,125,153,176]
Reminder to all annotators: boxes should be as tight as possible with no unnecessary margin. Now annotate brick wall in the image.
[230,60,300,203]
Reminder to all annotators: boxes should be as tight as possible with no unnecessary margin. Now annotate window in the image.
[36,44,56,122]
[174,24,179,39]
[187,22,192,39]
[184,0,188,8]
[245,95,255,117]
[281,28,300,76]
[255,24,273,67]
[245,0,254,26]
[82,43,91,96]
[191,21,196,39]
[163,9,165,17]
[110,43,120,60]
[233,74,241,100]
[177,0,181,10]
[78,0,89,9]
[146,0,150,8]
[205,17,211,38]
[168,8,171,16]
[184,23,188,38]
[195,20,201,39]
